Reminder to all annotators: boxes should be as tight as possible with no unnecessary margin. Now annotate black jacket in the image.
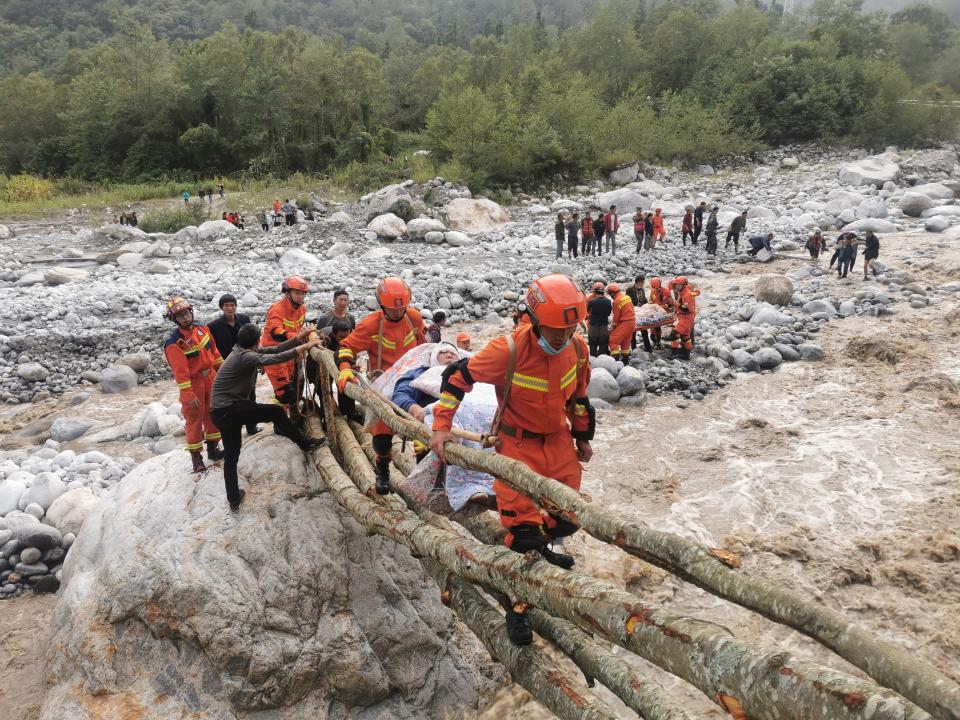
[625,286,647,306]
[208,313,253,358]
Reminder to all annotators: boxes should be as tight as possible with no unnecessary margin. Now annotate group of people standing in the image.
[585,274,699,360]
[182,182,225,205]
[806,229,881,280]
[556,202,752,261]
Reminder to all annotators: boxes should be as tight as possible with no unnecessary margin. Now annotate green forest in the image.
[0,0,957,189]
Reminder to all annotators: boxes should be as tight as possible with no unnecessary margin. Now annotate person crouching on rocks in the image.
[211,323,324,513]
[163,297,225,473]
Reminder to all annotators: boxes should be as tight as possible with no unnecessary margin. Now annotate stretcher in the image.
[634,314,675,331]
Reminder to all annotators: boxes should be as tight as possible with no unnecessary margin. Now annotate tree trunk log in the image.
[310,345,960,720]
[304,415,930,720]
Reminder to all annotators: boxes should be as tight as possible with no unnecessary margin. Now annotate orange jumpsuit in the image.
[261,296,306,404]
[338,308,426,436]
[433,324,593,539]
[608,291,636,360]
[672,286,698,352]
[652,211,666,244]
[164,324,223,452]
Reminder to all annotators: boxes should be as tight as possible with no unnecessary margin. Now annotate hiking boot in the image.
[375,456,391,495]
[190,451,206,474]
[207,442,224,462]
[504,607,533,646]
[229,489,246,514]
[539,546,575,570]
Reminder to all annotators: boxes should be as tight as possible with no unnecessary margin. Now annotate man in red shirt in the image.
[603,205,620,255]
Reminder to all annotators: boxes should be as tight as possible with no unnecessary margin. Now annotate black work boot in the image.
[190,451,206,473]
[539,545,575,570]
[375,456,391,495]
[207,441,224,462]
[505,605,533,646]
[229,489,246,514]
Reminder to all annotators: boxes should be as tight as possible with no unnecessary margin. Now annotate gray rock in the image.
[100,364,139,394]
[749,304,793,327]
[838,300,857,317]
[367,213,407,238]
[773,343,800,361]
[24,474,67,511]
[589,354,619,377]
[279,248,324,268]
[731,349,760,372]
[615,366,646,397]
[899,191,933,217]
[49,417,95,442]
[841,218,898,233]
[608,163,640,185]
[17,362,49,382]
[798,344,826,361]
[911,182,955,201]
[45,488,103,536]
[20,547,42,564]
[116,352,151,373]
[754,347,782,369]
[24,502,44,519]
[587,368,621,403]
[838,154,899,187]
[13,522,62,551]
[444,230,472,247]
[145,260,172,274]
[42,438,493,720]
[447,293,465,309]
[405,217,446,240]
[802,300,836,317]
[924,215,950,233]
[424,231,445,244]
[326,241,352,258]
[14,561,48,576]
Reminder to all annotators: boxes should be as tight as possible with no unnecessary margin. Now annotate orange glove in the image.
[337,368,357,394]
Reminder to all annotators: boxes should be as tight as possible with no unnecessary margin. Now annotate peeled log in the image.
[311,345,960,720]
[344,418,695,720]
[305,416,930,720]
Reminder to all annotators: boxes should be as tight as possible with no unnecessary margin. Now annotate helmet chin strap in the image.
[381,306,407,321]
[286,292,303,308]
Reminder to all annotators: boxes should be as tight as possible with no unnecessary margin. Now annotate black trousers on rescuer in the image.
[587,326,609,357]
[211,400,312,507]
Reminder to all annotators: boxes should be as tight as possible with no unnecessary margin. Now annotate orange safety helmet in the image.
[525,274,586,328]
[377,276,412,309]
[673,276,688,287]
[650,277,662,289]
[606,283,621,294]
[282,275,310,293]
[165,296,193,321]
[591,281,605,294]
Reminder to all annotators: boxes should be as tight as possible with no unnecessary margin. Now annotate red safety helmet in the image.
[525,274,586,329]
[377,276,412,309]
[606,283,621,294]
[591,281,605,294]
[282,275,310,293]
[673,276,688,287]
[165,296,193,321]
[650,277,662,289]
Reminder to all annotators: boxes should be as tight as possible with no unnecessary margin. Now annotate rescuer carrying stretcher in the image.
[430,273,596,647]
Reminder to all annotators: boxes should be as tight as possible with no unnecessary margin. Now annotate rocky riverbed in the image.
[0,144,957,718]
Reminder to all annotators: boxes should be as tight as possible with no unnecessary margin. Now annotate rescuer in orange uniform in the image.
[261,276,310,406]
[430,273,595,646]
[606,283,636,361]
[671,276,698,360]
[337,277,426,494]
[648,277,675,350]
[163,297,225,473]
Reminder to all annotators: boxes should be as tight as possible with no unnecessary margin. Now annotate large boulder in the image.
[615,366,647,397]
[446,198,509,233]
[360,184,413,222]
[17,362,48,382]
[597,188,648,214]
[627,179,666,197]
[586,368,621,403]
[406,217,446,240]
[910,182,955,201]
[49,417,95,442]
[838,153,900,187]
[608,163,640,185]
[925,216,951,233]
[900,148,958,176]
[44,488,103,536]
[855,197,888,219]
[279,248,324,268]
[23,473,66,512]
[841,218,898,234]
[899,191,934,217]
[753,275,794,306]
[99,364,139,394]
[367,213,407,239]
[197,220,239,241]
[42,438,494,719]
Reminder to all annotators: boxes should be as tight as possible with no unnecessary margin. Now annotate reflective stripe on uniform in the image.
[186,441,203,451]
[372,334,397,350]
[403,331,416,346]
[178,380,192,389]
[205,431,222,441]
[437,391,460,410]
[560,363,577,390]
[512,372,549,392]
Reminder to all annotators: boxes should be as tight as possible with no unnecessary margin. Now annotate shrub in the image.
[2,174,54,203]
[139,203,210,233]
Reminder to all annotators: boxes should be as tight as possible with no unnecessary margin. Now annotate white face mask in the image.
[538,335,570,356]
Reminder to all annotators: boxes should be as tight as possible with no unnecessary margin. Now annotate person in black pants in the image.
[208,293,258,436]
[625,275,653,352]
[211,323,323,512]
[585,282,612,356]
[692,201,705,244]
